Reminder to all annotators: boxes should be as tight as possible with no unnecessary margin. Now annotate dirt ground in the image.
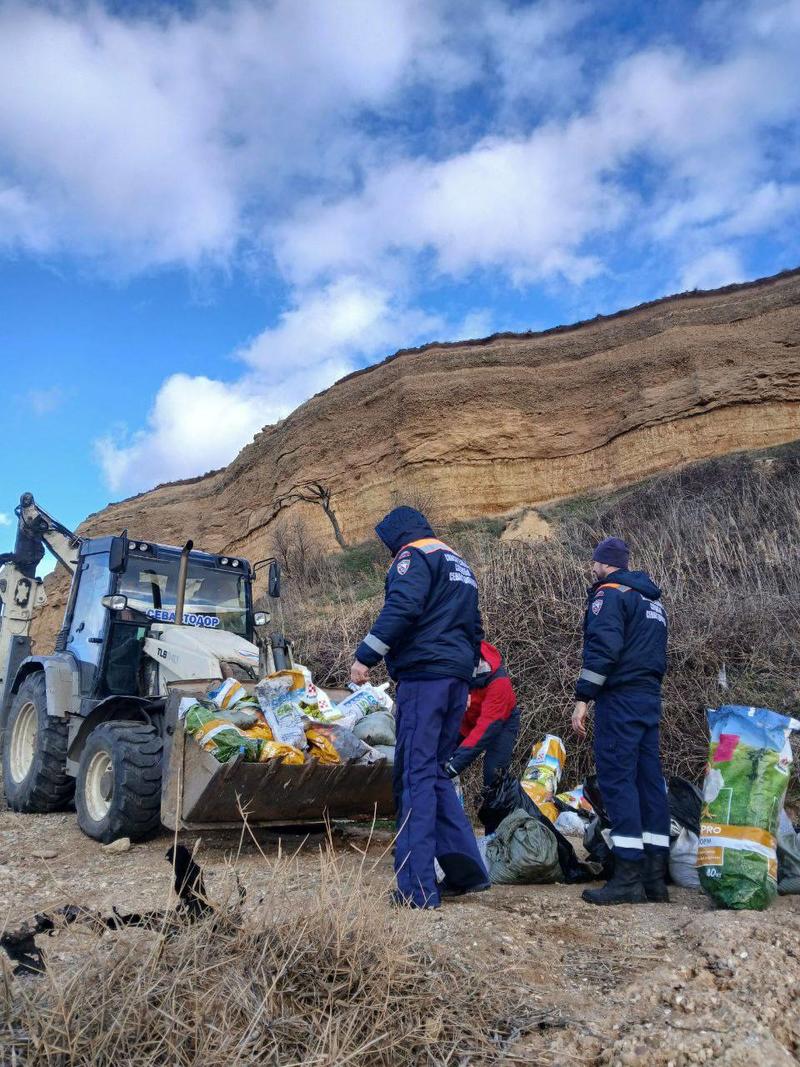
[1,803,799,1066]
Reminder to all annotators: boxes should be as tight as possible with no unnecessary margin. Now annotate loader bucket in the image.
[160,687,394,831]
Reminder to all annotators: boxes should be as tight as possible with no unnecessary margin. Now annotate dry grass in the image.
[1,840,544,1066]
[286,447,800,805]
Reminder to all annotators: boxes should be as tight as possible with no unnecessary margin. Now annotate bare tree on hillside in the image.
[271,481,347,549]
[270,512,327,584]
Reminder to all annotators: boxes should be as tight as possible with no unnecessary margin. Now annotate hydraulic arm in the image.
[0,493,81,700]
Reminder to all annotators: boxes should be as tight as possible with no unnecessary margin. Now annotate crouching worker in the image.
[571,537,671,906]
[351,506,489,908]
[444,641,520,801]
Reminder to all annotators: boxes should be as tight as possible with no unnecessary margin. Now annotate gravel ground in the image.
[1,804,799,1066]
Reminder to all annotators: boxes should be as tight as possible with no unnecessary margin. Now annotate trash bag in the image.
[329,685,393,722]
[669,826,701,888]
[184,704,261,763]
[255,671,308,751]
[580,774,614,879]
[555,783,595,816]
[305,723,384,766]
[698,704,799,910]
[484,808,561,884]
[478,770,595,883]
[520,735,566,822]
[257,740,305,765]
[777,827,800,895]
[241,722,274,743]
[583,815,614,880]
[668,775,703,837]
[555,810,586,836]
[373,744,395,765]
[352,711,396,747]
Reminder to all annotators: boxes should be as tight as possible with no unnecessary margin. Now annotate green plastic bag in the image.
[184,703,261,764]
[484,808,561,885]
[698,705,798,910]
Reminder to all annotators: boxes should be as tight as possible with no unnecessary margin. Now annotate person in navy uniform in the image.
[444,640,520,796]
[571,537,671,906]
[351,506,489,908]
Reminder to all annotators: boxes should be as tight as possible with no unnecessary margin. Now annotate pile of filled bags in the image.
[548,704,800,911]
[180,666,396,769]
[477,734,597,886]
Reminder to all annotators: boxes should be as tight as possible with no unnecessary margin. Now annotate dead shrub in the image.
[2,847,539,1066]
[286,448,800,806]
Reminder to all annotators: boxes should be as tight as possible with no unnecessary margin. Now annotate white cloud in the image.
[679,248,746,291]
[96,277,444,494]
[0,512,11,526]
[277,21,800,289]
[94,374,266,494]
[1,0,798,496]
[27,386,66,416]
[0,0,457,268]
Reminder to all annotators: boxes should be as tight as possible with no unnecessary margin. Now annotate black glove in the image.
[443,760,459,779]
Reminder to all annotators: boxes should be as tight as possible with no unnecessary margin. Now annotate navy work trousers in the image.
[394,677,488,907]
[481,707,520,787]
[594,688,671,862]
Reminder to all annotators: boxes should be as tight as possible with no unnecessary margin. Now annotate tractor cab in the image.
[63,536,257,700]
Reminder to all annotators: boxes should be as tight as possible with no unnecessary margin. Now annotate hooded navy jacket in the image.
[355,507,483,681]
[575,569,668,701]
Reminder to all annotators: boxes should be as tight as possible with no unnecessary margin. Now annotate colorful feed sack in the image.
[698,705,799,910]
[520,734,566,822]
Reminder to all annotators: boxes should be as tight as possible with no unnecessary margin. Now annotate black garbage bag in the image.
[583,815,615,879]
[667,775,703,837]
[478,770,596,883]
[581,774,614,879]
[580,774,704,883]
[582,774,608,821]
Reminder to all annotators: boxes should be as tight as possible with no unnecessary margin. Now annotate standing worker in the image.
[571,537,670,906]
[351,506,489,908]
[444,640,520,799]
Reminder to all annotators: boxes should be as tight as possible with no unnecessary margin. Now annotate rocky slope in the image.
[31,267,800,648]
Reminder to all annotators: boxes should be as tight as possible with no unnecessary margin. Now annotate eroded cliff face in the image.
[30,268,800,650]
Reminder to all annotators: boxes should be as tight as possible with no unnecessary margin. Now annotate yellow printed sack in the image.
[258,740,305,765]
[521,734,566,822]
[305,725,342,765]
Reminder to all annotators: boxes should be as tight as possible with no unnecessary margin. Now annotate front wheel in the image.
[75,721,163,843]
[2,672,74,812]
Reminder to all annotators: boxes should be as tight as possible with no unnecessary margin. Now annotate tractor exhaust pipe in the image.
[174,540,193,625]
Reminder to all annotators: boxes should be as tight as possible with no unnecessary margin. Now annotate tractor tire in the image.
[75,720,163,843]
[2,672,74,813]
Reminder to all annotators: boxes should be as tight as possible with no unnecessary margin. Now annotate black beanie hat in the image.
[592,537,630,569]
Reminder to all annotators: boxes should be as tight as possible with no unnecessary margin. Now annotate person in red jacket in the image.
[444,641,520,787]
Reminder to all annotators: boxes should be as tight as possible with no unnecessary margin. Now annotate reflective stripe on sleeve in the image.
[363,633,390,656]
[642,832,670,848]
[611,835,644,850]
[579,668,607,685]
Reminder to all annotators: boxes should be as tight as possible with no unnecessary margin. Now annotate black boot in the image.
[642,849,670,903]
[581,857,646,905]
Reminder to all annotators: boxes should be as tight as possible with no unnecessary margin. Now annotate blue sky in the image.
[1,0,799,558]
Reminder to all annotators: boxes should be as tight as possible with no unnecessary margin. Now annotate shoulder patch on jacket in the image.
[591,598,603,615]
[396,556,411,575]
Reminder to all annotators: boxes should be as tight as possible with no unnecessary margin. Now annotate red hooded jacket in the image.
[459,641,517,748]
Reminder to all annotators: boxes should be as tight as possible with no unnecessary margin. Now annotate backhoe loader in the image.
[0,493,392,842]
